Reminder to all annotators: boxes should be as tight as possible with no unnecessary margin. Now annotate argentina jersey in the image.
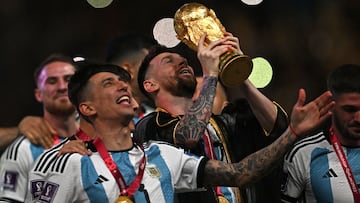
[27,140,204,203]
[0,136,46,202]
[207,122,237,203]
[281,131,360,203]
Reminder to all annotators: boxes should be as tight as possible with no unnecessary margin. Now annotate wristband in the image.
[289,125,299,137]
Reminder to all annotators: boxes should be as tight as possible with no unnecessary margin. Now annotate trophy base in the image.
[219,52,253,87]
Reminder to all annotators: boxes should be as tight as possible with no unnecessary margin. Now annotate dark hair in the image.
[33,53,74,85]
[105,33,158,64]
[327,64,360,95]
[137,45,179,99]
[68,59,131,121]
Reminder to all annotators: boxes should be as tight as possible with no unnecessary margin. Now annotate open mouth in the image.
[179,67,191,75]
[116,95,130,104]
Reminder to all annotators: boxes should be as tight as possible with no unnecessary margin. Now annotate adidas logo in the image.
[94,175,109,184]
[323,168,338,178]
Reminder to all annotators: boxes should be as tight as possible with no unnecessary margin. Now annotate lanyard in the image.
[93,137,146,197]
[329,127,360,202]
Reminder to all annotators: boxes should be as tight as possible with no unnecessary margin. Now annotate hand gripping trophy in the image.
[174,2,253,87]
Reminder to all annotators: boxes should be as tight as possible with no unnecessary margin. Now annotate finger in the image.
[223,32,233,37]
[25,132,39,145]
[211,44,232,56]
[314,91,333,108]
[44,120,57,135]
[206,37,228,51]
[198,33,207,50]
[296,88,306,108]
[40,121,56,148]
[318,111,333,124]
[319,100,335,117]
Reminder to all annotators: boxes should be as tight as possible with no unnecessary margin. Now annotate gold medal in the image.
[218,195,230,203]
[114,195,134,203]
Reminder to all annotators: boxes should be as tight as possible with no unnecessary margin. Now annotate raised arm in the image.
[175,33,236,146]
[223,31,286,134]
[239,79,280,132]
[201,89,334,187]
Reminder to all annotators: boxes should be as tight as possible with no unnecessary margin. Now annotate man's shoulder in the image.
[1,136,34,161]
[284,131,329,163]
[31,141,83,175]
[136,111,157,126]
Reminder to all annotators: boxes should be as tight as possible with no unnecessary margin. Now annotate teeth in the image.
[180,68,190,74]
[116,96,130,104]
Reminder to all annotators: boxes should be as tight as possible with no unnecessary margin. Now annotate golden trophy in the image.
[174,2,253,87]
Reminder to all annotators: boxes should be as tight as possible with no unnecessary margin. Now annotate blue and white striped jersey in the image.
[281,132,360,203]
[0,136,48,202]
[26,140,206,203]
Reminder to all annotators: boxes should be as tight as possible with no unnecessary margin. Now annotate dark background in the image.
[1,0,360,126]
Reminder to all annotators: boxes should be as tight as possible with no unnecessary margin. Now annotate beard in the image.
[166,76,197,99]
[333,112,360,141]
[44,101,75,117]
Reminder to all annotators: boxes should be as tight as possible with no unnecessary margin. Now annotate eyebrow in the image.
[44,73,74,81]
[159,54,173,64]
[100,76,116,85]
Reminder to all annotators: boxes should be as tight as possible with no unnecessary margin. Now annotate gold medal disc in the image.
[115,195,134,203]
[218,195,230,203]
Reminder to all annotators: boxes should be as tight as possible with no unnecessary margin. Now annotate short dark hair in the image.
[327,64,360,95]
[33,53,74,86]
[105,33,158,64]
[137,45,179,99]
[68,59,131,121]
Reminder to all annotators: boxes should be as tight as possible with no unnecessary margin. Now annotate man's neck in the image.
[94,121,133,151]
[43,112,78,138]
[155,92,193,116]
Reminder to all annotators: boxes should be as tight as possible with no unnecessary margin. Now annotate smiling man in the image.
[0,53,78,202]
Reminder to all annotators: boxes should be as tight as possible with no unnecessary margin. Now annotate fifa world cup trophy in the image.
[174,2,253,87]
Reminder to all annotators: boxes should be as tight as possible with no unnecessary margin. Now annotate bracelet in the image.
[289,125,299,137]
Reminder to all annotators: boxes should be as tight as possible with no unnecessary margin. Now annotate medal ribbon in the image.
[329,127,360,202]
[53,134,61,145]
[93,137,146,197]
[76,129,92,141]
[203,130,226,199]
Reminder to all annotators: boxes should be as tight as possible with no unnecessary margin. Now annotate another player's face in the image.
[149,52,197,99]
[35,61,75,116]
[88,72,138,123]
[332,92,360,143]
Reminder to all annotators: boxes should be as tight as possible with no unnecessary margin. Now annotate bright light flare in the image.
[87,0,113,8]
[241,0,263,6]
[249,57,273,88]
[153,18,181,48]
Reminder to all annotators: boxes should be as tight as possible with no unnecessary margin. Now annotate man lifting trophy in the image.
[174,2,253,87]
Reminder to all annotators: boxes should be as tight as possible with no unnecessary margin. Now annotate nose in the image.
[131,97,139,110]
[117,80,129,92]
[58,79,68,90]
[179,58,188,68]
[354,110,360,123]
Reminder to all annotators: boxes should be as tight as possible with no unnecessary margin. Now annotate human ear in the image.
[143,79,158,93]
[34,88,42,103]
[79,102,96,117]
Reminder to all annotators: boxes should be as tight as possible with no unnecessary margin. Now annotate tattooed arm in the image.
[175,76,217,147]
[201,89,334,187]
[174,33,232,147]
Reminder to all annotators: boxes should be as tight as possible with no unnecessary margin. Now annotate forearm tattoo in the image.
[202,128,297,187]
[174,76,217,148]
